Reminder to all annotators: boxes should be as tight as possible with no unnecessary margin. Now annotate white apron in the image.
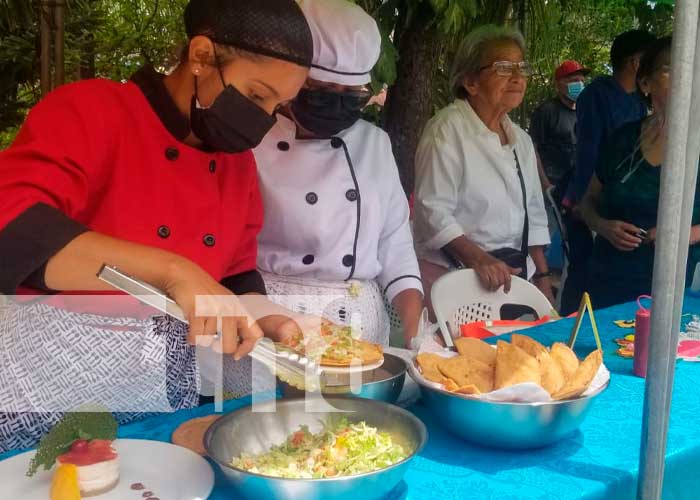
[261,271,390,344]
[0,300,199,453]
[0,298,267,452]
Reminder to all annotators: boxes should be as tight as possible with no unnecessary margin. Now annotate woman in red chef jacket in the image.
[0,0,313,452]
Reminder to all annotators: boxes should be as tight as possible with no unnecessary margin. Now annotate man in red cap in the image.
[530,60,590,203]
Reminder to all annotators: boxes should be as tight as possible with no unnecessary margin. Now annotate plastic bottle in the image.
[634,295,652,378]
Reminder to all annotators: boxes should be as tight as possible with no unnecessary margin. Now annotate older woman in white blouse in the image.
[413,25,554,313]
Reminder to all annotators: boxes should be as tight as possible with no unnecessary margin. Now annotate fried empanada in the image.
[512,334,565,395]
[552,349,603,400]
[494,341,541,389]
[416,353,445,383]
[550,342,580,380]
[437,355,494,393]
[454,337,497,367]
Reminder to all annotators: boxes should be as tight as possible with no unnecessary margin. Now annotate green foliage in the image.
[0,0,37,133]
[0,0,681,144]
[0,0,188,144]
[92,0,188,80]
[372,30,399,89]
[523,0,673,128]
[429,0,478,33]
[27,407,118,477]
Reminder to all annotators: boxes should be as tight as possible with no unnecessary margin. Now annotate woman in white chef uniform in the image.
[253,0,424,346]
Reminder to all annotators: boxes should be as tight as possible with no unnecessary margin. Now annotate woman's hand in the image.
[261,313,331,345]
[473,254,522,293]
[599,220,643,251]
[163,258,263,360]
[645,227,657,245]
[690,226,700,245]
[643,226,700,246]
[391,289,424,348]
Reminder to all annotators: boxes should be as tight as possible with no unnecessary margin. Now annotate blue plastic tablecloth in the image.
[3,296,700,499]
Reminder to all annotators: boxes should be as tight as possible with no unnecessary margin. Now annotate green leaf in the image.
[27,406,118,477]
[372,29,399,87]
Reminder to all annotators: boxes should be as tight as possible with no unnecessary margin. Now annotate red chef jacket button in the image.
[165,147,179,161]
[203,234,216,247]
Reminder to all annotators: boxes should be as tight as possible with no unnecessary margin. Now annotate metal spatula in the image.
[97,265,319,390]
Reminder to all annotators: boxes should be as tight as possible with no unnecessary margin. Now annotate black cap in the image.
[184,0,313,67]
[611,29,657,71]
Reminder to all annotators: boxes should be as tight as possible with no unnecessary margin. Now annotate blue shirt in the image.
[564,75,648,205]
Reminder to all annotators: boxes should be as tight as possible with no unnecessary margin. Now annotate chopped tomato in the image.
[290,431,306,447]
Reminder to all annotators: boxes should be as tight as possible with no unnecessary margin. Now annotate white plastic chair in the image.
[431,269,554,342]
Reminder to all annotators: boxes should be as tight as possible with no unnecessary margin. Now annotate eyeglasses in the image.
[479,60,533,78]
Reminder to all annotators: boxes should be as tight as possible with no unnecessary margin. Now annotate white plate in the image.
[0,439,214,500]
[319,357,384,374]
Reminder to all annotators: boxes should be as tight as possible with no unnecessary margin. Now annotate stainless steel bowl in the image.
[279,353,407,404]
[415,374,609,450]
[204,397,427,500]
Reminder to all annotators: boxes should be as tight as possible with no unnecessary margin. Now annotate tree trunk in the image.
[80,33,96,80]
[383,3,444,198]
[79,0,98,79]
[517,0,528,127]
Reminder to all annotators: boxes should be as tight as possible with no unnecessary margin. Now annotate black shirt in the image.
[529,98,577,184]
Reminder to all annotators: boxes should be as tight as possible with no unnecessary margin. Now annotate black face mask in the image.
[190,68,276,153]
[291,88,370,138]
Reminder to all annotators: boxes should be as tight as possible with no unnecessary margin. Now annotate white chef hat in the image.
[298,0,381,86]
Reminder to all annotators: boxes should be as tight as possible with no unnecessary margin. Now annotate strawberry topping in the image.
[58,439,117,466]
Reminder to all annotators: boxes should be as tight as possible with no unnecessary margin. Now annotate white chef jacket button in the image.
[330,137,343,149]
[302,254,315,265]
[277,141,290,151]
[305,192,318,205]
[345,189,358,202]
[342,254,354,267]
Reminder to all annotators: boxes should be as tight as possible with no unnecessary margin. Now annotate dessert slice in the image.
[27,406,119,498]
[57,439,119,496]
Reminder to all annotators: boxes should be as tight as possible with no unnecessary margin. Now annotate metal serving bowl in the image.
[204,397,427,500]
[414,372,609,450]
[278,353,407,404]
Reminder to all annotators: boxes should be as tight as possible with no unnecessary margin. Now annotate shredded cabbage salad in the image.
[284,324,363,361]
[230,418,407,479]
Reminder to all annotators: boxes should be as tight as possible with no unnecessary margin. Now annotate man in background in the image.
[531,60,590,206]
[559,29,656,315]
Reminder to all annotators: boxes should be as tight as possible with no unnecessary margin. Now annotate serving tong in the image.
[97,265,319,390]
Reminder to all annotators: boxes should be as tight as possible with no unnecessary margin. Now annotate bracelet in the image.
[532,271,552,281]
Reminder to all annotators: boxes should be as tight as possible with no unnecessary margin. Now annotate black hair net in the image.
[184,0,313,67]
